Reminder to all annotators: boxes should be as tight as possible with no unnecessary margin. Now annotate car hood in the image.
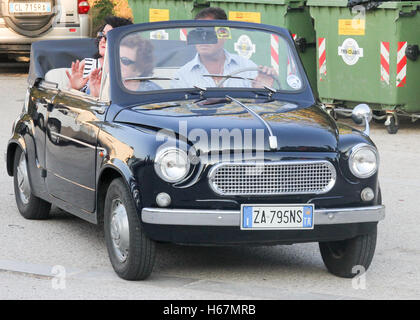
[114,99,339,153]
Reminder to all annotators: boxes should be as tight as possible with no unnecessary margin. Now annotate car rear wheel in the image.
[319,224,377,278]
[13,147,51,219]
[104,178,156,280]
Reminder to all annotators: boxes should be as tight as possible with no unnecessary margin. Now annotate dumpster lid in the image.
[307,0,420,9]
[210,0,305,4]
[307,0,354,7]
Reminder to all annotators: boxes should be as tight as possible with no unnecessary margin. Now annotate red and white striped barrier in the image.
[180,28,187,41]
[271,34,279,75]
[380,41,390,85]
[396,41,407,88]
[318,37,327,79]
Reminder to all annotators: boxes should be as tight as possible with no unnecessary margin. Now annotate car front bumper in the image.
[142,205,385,227]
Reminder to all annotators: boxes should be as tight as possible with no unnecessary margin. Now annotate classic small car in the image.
[6,20,385,280]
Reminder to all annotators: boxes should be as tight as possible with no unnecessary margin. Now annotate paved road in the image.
[0,66,419,300]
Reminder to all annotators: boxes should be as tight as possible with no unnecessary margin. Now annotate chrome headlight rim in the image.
[348,143,379,179]
[154,147,190,183]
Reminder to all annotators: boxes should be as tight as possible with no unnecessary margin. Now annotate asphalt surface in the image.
[0,64,420,300]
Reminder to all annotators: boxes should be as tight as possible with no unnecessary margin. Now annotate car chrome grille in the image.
[208,161,336,196]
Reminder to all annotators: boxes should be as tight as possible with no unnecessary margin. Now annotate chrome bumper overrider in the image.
[142,205,385,226]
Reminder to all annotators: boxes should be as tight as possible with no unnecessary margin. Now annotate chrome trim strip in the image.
[208,160,337,196]
[50,132,96,150]
[48,171,95,192]
[141,205,385,226]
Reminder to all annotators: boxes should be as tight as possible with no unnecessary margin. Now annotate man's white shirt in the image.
[172,50,258,88]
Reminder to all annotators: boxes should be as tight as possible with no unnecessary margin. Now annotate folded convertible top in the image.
[27,38,97,86]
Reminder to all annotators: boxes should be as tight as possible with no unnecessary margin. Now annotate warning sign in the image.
[149,8,169,22]
[229,11,261,23]
[338,19,365,36]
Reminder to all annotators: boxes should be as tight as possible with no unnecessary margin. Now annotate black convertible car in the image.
[6,20,385,280]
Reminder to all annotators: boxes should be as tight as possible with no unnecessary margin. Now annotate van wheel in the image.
[319,224,377,278]
[13,148,51,219]
[104,178,156,280]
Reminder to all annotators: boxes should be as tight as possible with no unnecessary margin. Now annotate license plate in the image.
[241,204,314,230]
[9,2,51,13]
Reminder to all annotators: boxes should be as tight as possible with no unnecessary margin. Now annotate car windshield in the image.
[118,25,303,93]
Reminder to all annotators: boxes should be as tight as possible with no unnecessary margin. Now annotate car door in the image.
[45,91,104,213]
[26,81,59,198]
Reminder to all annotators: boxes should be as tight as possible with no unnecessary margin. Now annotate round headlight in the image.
[349,144,379,178]
[154,148,190,183]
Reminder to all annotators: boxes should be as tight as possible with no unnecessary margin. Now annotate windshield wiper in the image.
[124,76,179,81]
[202,74,255,81]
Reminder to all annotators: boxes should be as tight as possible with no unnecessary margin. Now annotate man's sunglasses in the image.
[120,57,135,66]
[97,32,107,41]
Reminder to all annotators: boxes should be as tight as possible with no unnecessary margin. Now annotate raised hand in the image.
[65,60,89,90]
[89,68,102,97]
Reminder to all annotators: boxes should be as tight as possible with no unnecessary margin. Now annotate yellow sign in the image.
[229,11,261,24]
[338,19,365,36]
[149,8,169,22]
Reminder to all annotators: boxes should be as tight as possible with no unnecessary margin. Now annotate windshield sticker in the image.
[150,29,169,40]
[149,8,169,22]
[215,27,231,40]
[287,75,302,90]
[338,38,364,66]
[234,35,256,60]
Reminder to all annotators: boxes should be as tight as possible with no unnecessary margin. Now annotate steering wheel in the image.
[217,66,282,89]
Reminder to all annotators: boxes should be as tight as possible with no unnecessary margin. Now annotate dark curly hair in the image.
[195,7,227,20]
[120,35,154,76]
[93,15,133,58]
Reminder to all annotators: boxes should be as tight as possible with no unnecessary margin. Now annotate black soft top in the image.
[27,38,97,86]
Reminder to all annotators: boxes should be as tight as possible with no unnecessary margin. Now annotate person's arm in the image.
[65,60,89,90]
[88,68,102,97]
[237,57,277,88]
[252,66,277,88]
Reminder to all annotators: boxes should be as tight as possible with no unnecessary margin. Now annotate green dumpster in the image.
[127,0,209,23]
[209,0,318,94]
[308,0,420,133]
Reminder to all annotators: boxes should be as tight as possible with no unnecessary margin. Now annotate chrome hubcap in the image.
[110,199,130,263]
[16,152,31,205]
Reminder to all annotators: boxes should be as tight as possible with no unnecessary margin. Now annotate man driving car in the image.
[171,7,277,89]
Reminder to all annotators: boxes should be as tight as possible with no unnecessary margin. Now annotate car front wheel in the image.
[104,178,156,280]
[13,147,51,219]
[319,224,377,278]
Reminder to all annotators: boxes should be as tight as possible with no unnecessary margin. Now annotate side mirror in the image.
[352,104,372,135]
